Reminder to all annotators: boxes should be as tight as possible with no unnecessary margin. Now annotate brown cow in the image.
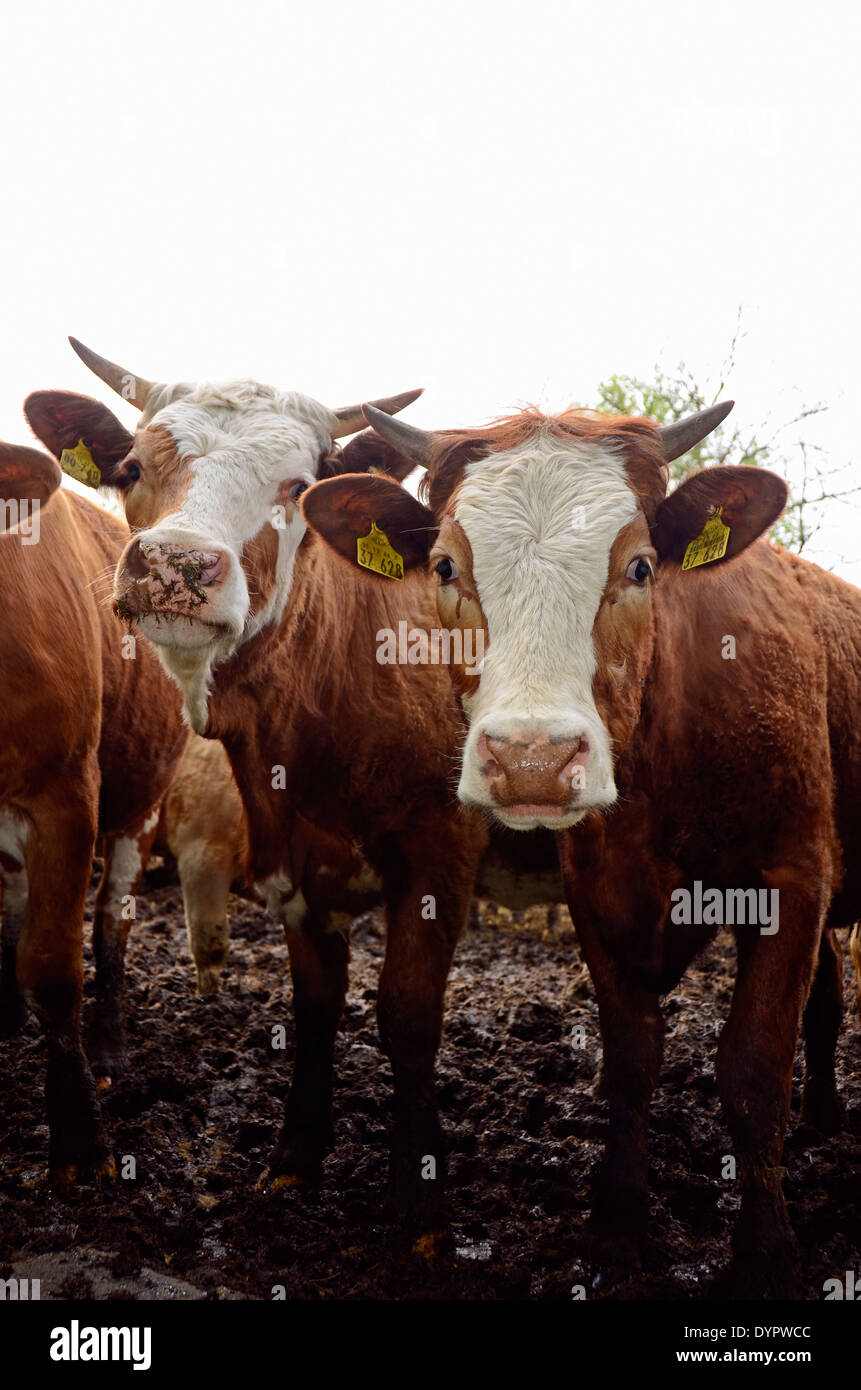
[25,345,490,1229]
[0,438,186,1188]
[303,400,861,1297]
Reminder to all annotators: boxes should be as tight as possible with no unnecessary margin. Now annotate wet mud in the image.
[1,865,859,1300]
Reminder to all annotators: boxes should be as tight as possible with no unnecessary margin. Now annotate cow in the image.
[0,435,186,1190]
[301,399,861,1297]
[152,734,247,995]
[24,342,493,1231]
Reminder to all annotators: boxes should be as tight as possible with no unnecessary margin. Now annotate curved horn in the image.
[332,387,423,439]
[658,400,734,462]
[360,403,435,464]
[68,337,156,411]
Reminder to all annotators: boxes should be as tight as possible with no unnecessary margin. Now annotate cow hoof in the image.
[255,1166,315,1194]
[195,966,223,996]
[269,1173,310,1194]
[410,1230,451,1263]
[263,1130,329,1188]
[90,1040,129,1081]
[589,1251,642,1293]
[96,1156,118,1185]
[588,1223,643,1291]
[50,1154,117,1195]
[724,1216,802,1300]
[800,1082,846,1135]
[384,1184,448,1238]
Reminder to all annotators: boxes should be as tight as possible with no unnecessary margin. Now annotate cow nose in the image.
[481,733,589,806]
[117,538,229,618]
[139,542,226,590]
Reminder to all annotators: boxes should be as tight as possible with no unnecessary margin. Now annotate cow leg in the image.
[716,876,824,1299]
[16,796,113,1189]
[576,916,665,1280]
[800,927,845,1133]
[91,811,161,1082]
[376,825,480,1235]
[0,863,28,1035]
[177,846,232,996]
[266,892,349,1185]
[852,924,861,1021]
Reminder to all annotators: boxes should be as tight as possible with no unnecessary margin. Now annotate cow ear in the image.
[326,430,418,484]
[651,466,788,569]
[0,441,62,519]
[302,473,437,575]
[24,390,134,488]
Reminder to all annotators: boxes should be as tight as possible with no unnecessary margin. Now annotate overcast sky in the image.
[2,1,858,577]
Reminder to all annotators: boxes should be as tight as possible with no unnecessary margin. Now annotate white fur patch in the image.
[0,812,28,872]
[132,383,338,729]
[454,432,638,824]
[102,834,144,918]
[255,870,296,921]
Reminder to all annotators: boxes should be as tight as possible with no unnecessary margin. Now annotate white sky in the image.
[2,1,859,576]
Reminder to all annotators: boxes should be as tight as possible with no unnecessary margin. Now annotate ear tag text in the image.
[60,439,101,489]
[357,521,404,580]
[682,505,730,570]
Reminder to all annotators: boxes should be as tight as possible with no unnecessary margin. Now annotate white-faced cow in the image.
[26,341,492,1229]
[0,436,187,1190]
[303,401,861,1297]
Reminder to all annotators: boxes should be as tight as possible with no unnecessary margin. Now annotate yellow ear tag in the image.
[682,505,730,570]
[357,521,404,580]
[60,439,101,489]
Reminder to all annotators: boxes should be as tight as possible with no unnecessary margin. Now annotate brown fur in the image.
[441,438,861,1295]
[0,462,186,1187]
[305,407,861,1295]
[24,387,489,1224]
[180,538,487,1212]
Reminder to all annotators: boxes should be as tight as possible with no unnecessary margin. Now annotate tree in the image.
[590,312,852,555]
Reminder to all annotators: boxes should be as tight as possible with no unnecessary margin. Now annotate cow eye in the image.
[127,461,142,482]
[287,480,309,502]
[625,557,653,584]
[435,556,459,583]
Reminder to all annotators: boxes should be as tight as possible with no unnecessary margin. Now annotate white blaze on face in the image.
[131,381,337,729]
[455,433,639,822]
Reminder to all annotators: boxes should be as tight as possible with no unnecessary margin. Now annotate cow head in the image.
[303,402,788,831]
[25,339,420,731]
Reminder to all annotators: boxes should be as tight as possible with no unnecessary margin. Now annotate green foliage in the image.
[589,320,831,553]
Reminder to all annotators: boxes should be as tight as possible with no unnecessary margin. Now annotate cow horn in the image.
[331,388,424,440]
[68,337,156,411]
[658,401,734,462]
[360,403,435,464]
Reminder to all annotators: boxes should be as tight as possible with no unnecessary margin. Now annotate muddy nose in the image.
[481,733,588,806]
[118,539,228,617]
[139,543,225,590]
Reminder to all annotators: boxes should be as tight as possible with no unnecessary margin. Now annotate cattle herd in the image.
[1,337,860,1300]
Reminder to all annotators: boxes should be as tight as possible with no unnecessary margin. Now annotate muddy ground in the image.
[1,862,859,1301]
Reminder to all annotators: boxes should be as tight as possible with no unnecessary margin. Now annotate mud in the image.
[1,865,859,1301]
